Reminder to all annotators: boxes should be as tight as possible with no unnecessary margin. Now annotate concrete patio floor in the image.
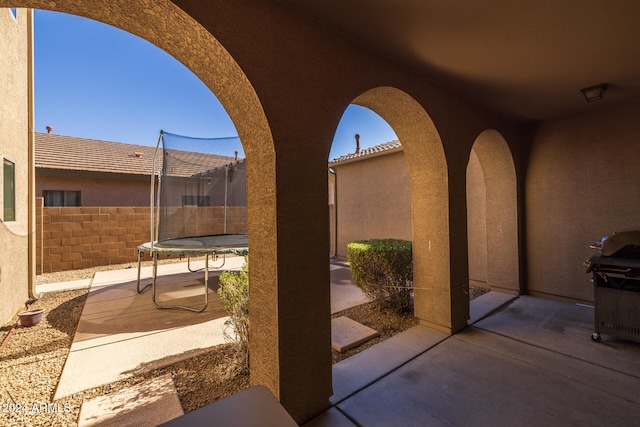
[301,293,640,427]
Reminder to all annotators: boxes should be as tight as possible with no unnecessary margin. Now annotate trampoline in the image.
[136,131,248,312]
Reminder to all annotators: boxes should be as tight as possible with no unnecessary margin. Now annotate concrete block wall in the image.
[36,200,248,274]
[36,204,151,274]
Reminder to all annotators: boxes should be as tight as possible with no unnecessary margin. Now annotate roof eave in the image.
[329,145,403,167]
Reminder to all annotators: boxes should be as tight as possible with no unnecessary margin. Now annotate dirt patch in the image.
[332,302,418,363]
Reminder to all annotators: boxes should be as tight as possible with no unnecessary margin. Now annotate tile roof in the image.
[329,140,402,166]
[35,132,239,177]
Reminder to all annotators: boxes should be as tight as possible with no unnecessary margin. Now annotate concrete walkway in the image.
[53,261,370,400]
[53,259,245,400]
[39,260,369,425]
[77,374,184,426]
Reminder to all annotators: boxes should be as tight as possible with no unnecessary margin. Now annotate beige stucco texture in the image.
[332,150,411,258]
[36,174,150,206]
[0,8,31,323]
[467,149,488,287]
[471,130,520,294]
[527,101,640,302]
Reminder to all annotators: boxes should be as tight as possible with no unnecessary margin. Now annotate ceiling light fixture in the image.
[581,83,607,102]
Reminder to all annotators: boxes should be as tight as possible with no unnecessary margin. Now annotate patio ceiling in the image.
[278,0,640,122]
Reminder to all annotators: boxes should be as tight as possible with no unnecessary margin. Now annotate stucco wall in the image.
[526,100,640,302]
[36,166,248,208]
[0,8,30,323]
[36,173,151,206]
[466,149,488,287]
[333,151,412,258]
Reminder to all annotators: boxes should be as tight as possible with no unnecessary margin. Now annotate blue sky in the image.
[34,10,397,160]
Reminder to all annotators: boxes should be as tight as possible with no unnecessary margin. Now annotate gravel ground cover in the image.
[1,262,488,426]
[0,286,247,427]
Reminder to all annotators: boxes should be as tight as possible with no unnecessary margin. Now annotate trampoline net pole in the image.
[150,131,164,251]
[224,164,228,234]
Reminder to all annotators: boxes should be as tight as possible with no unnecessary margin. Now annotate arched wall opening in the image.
[4,0,283,407]
[467,149,488,289]
[328,105,406,260]
[351,87,455,332]
[467,129,520,294]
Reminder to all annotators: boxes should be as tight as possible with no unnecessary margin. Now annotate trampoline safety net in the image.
[151,131,247,248]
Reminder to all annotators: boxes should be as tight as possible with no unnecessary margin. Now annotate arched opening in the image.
[34,10,243,211]
[351,87,455,332]
[467,129,519,294]
[5,0,282,410]
[34,10,239,143]
[467,149,488,290]
[327,103,414,363]
[328,104,404,260]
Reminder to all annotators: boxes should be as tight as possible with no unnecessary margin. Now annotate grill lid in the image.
[599,230,640,257]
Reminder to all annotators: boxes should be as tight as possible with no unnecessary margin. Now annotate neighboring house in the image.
[35,131,157,207]
[33,131,247,274]
[0,8,33,324]
[330,139,491,290]
[329,140,411,259]
[35,131,246,207]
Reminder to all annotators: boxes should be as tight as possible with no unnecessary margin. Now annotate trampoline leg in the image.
[207,253,227,269]
[187,254,204,272]
[152,251,159,307]
[137,249,152,294]
[204,253,210,308]
[188,253,227,271]
[152,251,209,313]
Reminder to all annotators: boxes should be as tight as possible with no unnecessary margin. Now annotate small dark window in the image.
[10,8,17,20]
[43,190,81,207]
[182,195,210,206]
[3,158,15,221]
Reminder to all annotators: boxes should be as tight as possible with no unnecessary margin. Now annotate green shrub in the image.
[217,257,249,372]
[347,239,413,312]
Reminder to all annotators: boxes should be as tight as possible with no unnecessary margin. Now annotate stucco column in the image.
[411,169,470,335]
[356,87,471,335]
[447,167,472,331]
[248,144,333,423]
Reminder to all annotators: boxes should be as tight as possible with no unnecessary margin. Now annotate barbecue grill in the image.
[585,230,640,343]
